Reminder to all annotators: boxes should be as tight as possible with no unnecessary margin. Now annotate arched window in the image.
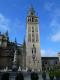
[32,17,34,22]
[36,33,39,42]
[32,44,36,62]
[32,33,35,42]
[32,26,34,32]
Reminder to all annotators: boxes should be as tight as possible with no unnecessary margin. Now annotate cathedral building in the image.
[0,7,42,71]
[0,7,59,71]
[0,32,26,70]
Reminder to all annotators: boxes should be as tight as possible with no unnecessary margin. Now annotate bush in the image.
[49,70,54,77]
[54,70,60,78]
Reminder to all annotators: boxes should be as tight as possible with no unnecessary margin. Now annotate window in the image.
[28,33,31,42]
[33,44,36,53]
[32,49,33,54]
[34,48,36,53]
[32,17,34,22]
[32,44,36,62]
[36,33,39,42]
[28,17,30,22]
[28,17,31,22]
[32,26,34,32]
[32,33,35,42]
[32,33,34,37]
[30,18,31,22]
[28,19,29,22]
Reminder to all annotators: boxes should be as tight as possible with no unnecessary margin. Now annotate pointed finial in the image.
[15,37,17,44]
[14,37,17,49]
[28,5,35,16]
[5,30,8,37]
[23,38,26,48]
[15,37,16,43]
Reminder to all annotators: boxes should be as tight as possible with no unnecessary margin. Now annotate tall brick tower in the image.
[26,7,42,71]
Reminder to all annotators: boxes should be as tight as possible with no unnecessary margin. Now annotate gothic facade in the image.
[0,32,26,69]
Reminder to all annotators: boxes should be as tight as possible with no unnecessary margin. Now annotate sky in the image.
[0,0,60,57]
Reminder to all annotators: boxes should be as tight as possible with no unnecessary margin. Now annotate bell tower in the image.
[26,7,42,71]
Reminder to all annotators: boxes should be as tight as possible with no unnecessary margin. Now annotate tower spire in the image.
[28,5,35,16]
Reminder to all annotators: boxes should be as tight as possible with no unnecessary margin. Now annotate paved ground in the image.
[0,72,56,80]
[9,74,43,80]
[24,73,50,80]
[9,72,50,80]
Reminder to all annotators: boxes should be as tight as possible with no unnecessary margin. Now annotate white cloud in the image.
[50,12,60,42]
[49,8,60,42]
[51,32,60,42]
[50,18,60,33]
[0,13,10,32]
[41,49,57,57]
[41,49,46,56]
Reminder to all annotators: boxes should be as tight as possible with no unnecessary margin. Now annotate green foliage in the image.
[49,70,54,77]
[54,70,60,77]
[48,69,60,78]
